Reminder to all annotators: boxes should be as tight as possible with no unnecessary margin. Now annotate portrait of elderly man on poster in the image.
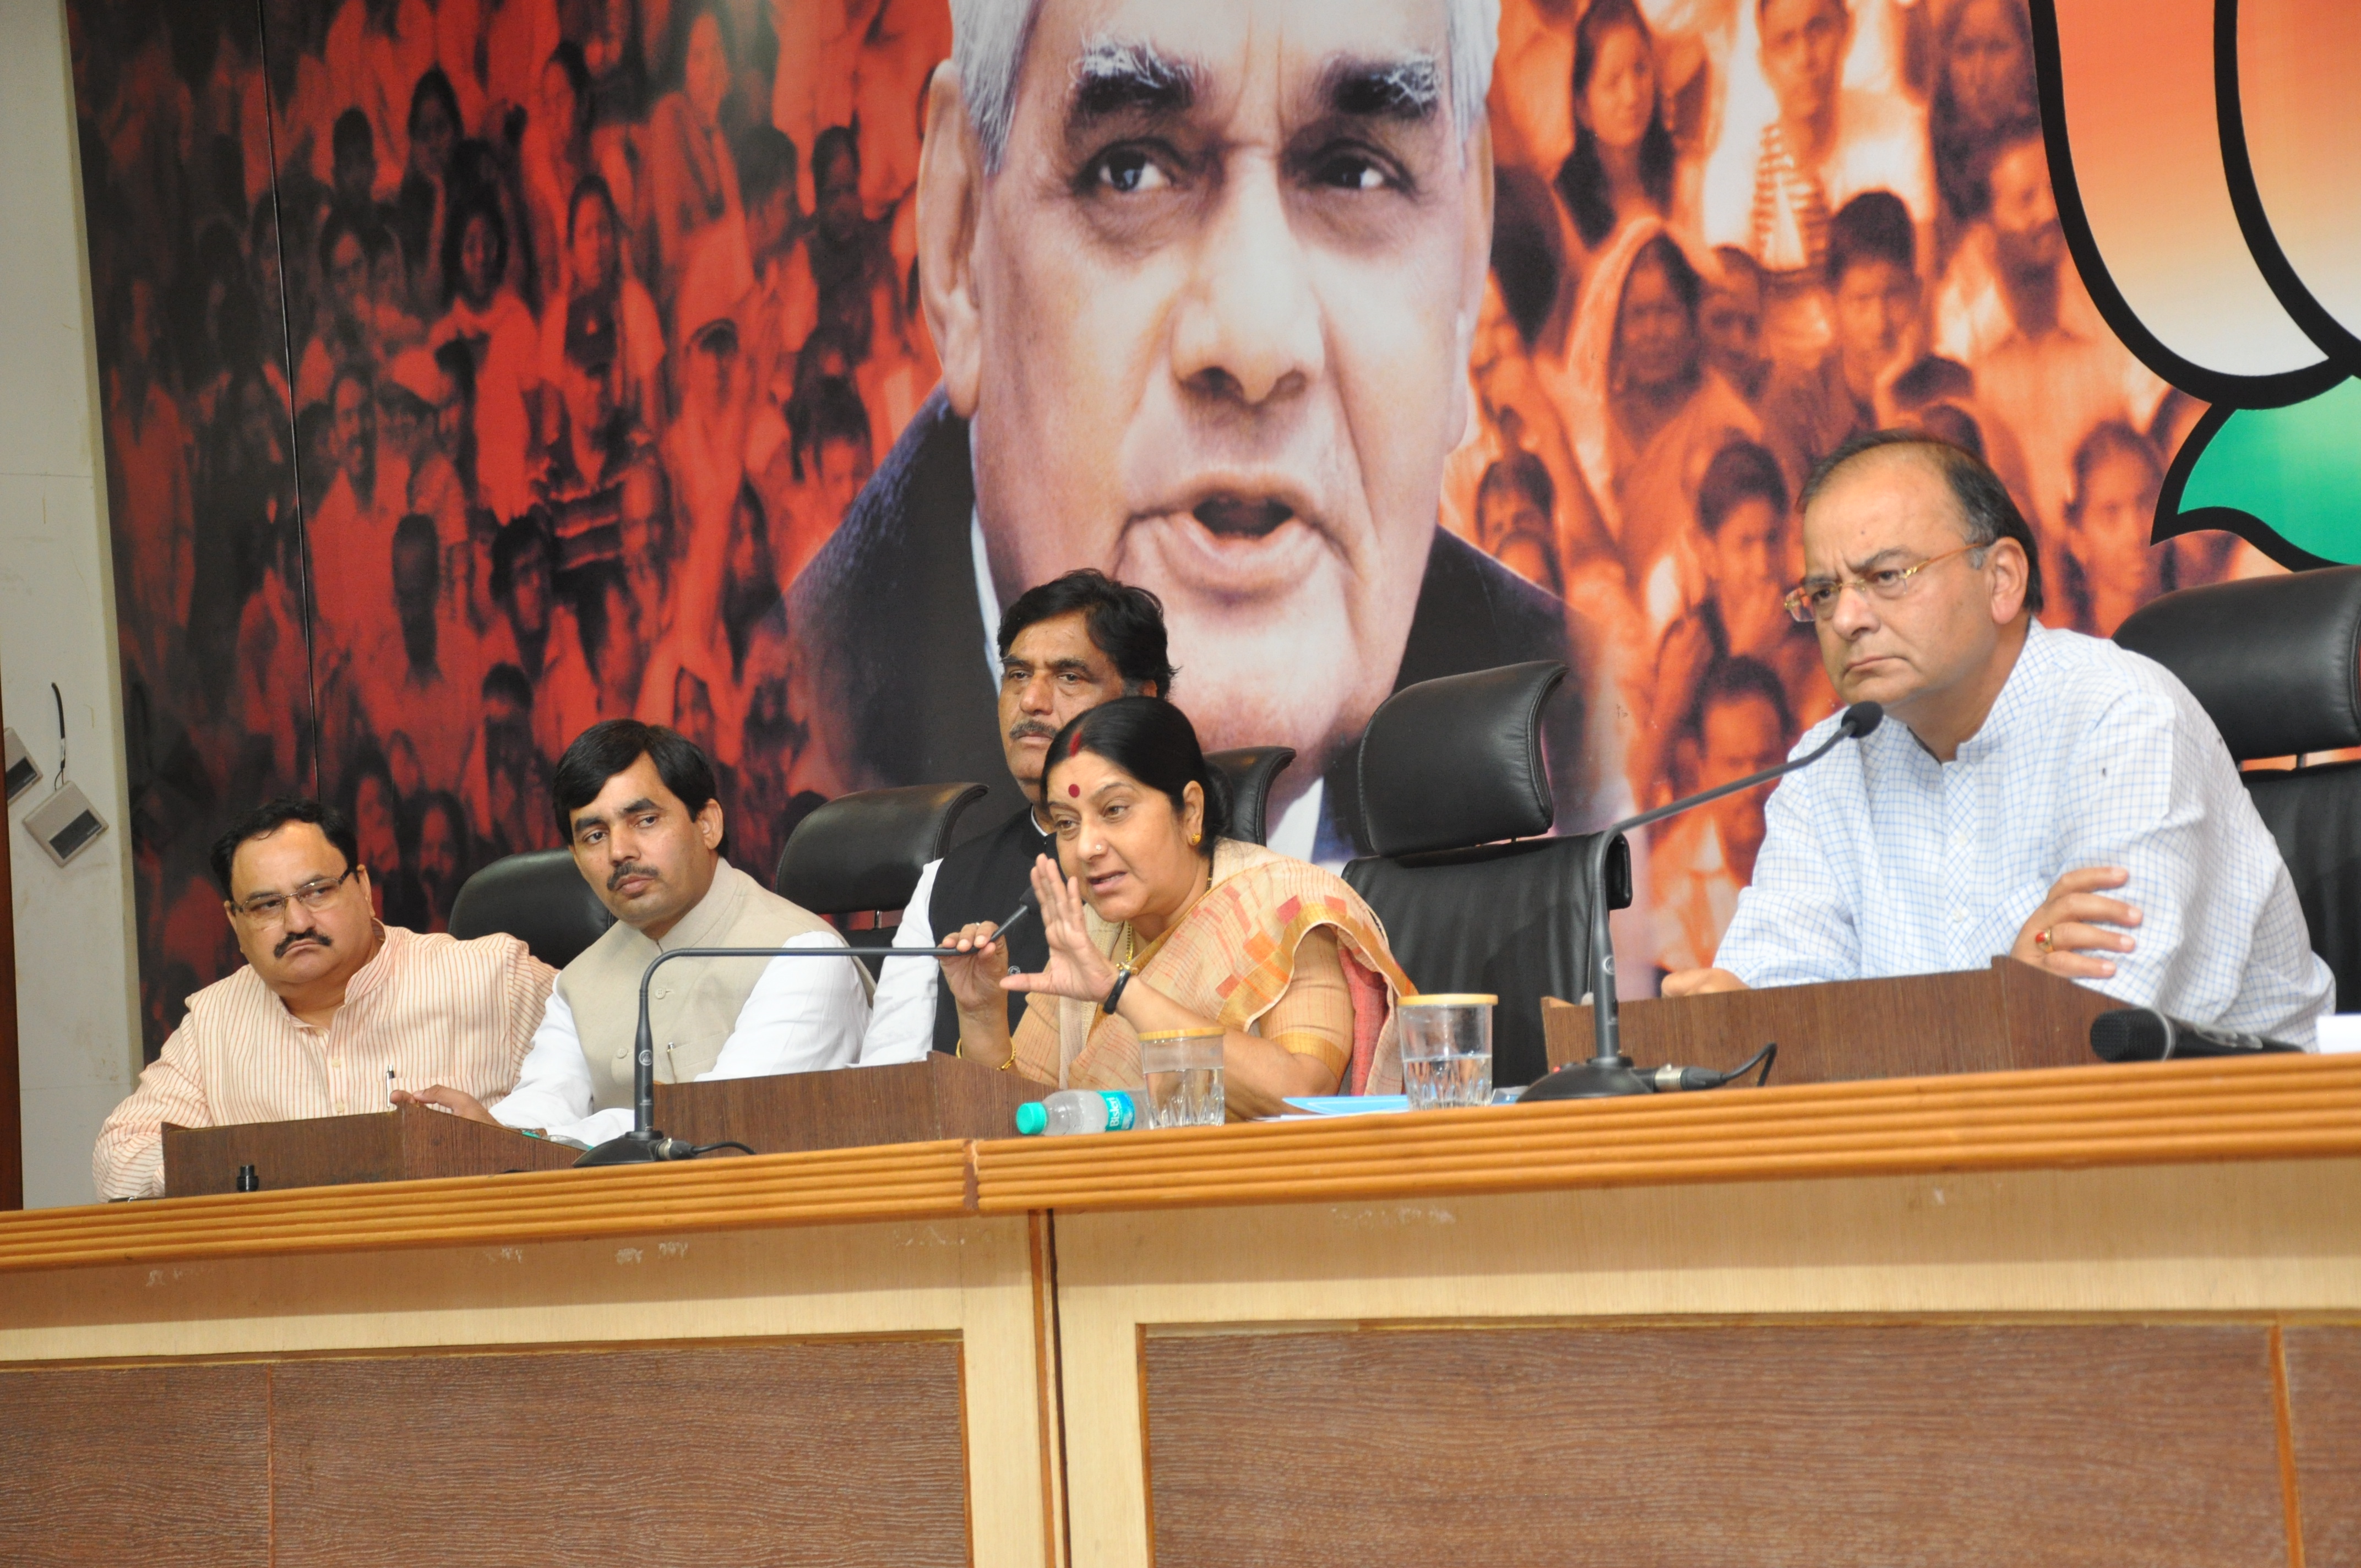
[788,0,1596,863]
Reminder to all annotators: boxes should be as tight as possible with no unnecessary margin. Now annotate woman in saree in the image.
[938,698,1416,1117]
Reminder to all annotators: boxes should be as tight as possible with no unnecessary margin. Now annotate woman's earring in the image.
[1189,831,1202,847]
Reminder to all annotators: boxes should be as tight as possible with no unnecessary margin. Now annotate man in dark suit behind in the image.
[789,0,1598,860]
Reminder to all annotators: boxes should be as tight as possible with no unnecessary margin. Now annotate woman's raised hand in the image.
[1006,853,1122,1003]
[938,919,1013,1016]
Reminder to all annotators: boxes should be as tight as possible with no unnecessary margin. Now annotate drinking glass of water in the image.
[1399,994,1495,1110]
[1139,1028,1226,1129]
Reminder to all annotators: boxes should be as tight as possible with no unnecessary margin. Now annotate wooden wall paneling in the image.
[2285,1324,2361,1566]
[271,1341,971,1566]
[1049,1157,2361,1568]
[0,1361,269,1565]
[1140,1323,2291,1568]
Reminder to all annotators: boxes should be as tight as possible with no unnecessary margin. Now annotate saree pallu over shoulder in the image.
[1014,840,1418,1097]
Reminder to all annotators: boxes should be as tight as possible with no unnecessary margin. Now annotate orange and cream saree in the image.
[1007,840,1417,1099]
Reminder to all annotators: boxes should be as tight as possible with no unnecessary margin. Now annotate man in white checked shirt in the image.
[93,800,554,1200]
[1666,431,2333,1044]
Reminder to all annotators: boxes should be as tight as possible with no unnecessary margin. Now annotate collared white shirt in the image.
[492,932,869,1146]
[1715,621,2333,1043]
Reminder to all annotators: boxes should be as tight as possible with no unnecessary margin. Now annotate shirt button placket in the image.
[1943,764,1974,960]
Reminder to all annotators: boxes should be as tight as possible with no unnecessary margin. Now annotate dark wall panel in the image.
[270,1341,971,1565]
[1143,1322,2289,1568]
[0,1362,270,1566]
[2287,1325,2361,1568]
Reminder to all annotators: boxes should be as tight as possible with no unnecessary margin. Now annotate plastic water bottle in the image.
[1015,1090,1138,1136]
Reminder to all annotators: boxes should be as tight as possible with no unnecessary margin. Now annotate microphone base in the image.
[1517,1055,1657,1101]
[573,1129,679,1167]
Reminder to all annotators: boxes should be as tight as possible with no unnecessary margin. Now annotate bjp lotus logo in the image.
[2036,0,2361,565]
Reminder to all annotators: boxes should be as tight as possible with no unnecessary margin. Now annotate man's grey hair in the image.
[947,0,1501,173]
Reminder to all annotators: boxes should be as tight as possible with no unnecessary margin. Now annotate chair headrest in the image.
[1206,746,1296,846]
[2113,567,2361,761]
[1356,661,1566,858]
[447,849,616,970]
[777,782,990,914]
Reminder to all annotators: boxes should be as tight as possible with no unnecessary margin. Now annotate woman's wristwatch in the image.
[1101,965,1136,1016]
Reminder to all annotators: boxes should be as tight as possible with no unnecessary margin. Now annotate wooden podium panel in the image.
[2287,1327,2361,1565]
[162,1103,579,1196]
[657,1052,1045,1153]
[1141,1324,2288,1567]
[1543,956,2121,1084]
[270,1341,969,1566]
[0,1362,269,1564]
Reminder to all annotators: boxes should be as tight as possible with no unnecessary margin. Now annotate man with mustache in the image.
[787,0,1592,865]
[863,569,1172,1064]
[401,720,869,1147]
[92,799,553,1200]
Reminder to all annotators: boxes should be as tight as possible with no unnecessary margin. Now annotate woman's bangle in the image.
[1101,965,1135,1016]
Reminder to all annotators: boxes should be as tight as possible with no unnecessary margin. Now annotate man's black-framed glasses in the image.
[232,864,360,924]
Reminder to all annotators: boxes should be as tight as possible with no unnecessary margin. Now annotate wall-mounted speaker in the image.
[21,782,106,867]
[2,727,37,804]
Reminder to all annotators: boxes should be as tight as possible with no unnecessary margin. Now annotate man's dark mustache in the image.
[275,930,331,959]
[608,861,656,891]
[1008,722,1058,742]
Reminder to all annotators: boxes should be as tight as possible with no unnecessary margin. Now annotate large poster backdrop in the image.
[66,0,2322,1058]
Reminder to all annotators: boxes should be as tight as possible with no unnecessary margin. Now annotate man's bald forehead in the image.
[1804,438,1956,520]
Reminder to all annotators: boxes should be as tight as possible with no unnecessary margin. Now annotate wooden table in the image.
[4,1052,2359,1566]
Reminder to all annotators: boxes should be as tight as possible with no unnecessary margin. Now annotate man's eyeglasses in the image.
[231,865,360,924]
[1783,543,1988,624]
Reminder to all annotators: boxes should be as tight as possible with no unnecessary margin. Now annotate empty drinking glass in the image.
[1399,994,1495,1109]
[1139,1028,1225,1128]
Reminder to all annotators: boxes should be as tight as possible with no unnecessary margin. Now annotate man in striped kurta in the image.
[93,798,552,1200]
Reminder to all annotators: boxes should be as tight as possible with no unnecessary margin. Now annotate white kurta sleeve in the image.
[490,988,633,1146]
[859,858,942,1066]
[700,930,872,1080]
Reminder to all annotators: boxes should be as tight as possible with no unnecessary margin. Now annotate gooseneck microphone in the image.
[2089,1006,2301,1063]
[575,899,1034,1166]
[1520,701,1885,1102]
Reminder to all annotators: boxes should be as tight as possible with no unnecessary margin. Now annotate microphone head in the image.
[2091,1006,2171,1062]
[1839,701,1885,739]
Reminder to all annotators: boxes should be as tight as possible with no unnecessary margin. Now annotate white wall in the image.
[0,0,144,1207]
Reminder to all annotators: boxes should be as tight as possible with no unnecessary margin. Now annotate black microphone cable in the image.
[1644,1041,1777,1093]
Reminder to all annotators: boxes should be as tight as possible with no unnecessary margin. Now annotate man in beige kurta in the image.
[404,720,867,1147]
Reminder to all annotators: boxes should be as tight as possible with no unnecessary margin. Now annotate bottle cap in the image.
[1014,1102,1047,1136]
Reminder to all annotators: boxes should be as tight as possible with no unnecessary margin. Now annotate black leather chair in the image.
[1341,661,1628,1087]
[2115,565,2361,1008]
[1206,746,1296,846]
[447,848,617,969]
[775,782,991,972]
